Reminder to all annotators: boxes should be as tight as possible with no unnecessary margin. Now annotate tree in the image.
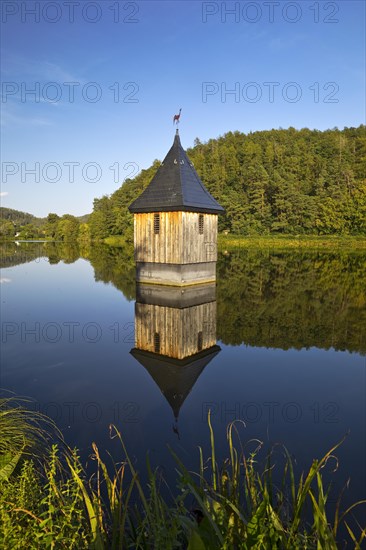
[55,215,80,242]
[0,219,16,238]
[45,213,60,239]
[78,223,91,243]
[17,224,43,239]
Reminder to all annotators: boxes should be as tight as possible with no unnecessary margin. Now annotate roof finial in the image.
[173,108,182,125]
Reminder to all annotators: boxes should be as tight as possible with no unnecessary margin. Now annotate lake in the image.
[1,241,365,522]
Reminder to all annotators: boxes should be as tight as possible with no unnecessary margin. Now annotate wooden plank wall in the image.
[134,212,218,264]
[182,212,218,263]
[135,302,216,359]
[134,212,182,263]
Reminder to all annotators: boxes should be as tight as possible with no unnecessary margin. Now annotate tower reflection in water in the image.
[130,283,221,436]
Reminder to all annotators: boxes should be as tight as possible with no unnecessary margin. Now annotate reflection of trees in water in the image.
[0,242,48,268]
[87,243,135,301]
[46,242,81,264]
[217,250,366,354]
[0,241,136,301]
[2,242,365,353]
[0,242,82,267]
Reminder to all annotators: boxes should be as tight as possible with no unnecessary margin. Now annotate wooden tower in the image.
[128,130,224,286]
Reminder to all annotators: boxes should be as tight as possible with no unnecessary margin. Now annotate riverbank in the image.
[100,234,366,251]
[1,234,365,250]
[218,234,366,250]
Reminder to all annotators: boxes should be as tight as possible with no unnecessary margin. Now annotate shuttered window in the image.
[154,213,160,234]
[154,332,160,353]
[199,214,204,234]
[197,331,203,352]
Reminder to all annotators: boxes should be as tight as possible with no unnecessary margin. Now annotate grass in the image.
[218,234,366,250]
[0,394,62,479]
[3,233,365,251]
[103,233,366,252]
[1,398,365,549]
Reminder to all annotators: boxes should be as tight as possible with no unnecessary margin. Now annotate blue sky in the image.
[1,0,365,217]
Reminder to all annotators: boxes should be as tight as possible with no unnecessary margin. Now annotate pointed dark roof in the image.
[129,130,224,214]
[130,346,221,420]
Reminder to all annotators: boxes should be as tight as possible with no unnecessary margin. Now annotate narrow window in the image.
[197,331,203,352]
[154,332,160,353]
[199,214,204,234]
[154,213,160,234]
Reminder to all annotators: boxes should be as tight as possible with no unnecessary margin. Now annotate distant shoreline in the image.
[1,235,365,250]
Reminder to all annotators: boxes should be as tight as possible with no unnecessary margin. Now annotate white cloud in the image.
[0,278,12,284]
[0,192,9,197]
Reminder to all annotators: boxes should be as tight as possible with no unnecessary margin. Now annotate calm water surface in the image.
[1,242,365,519]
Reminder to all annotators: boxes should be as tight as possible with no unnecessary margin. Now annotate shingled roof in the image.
[128,130,224,214]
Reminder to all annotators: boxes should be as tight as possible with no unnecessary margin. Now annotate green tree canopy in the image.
[89,125,366,238]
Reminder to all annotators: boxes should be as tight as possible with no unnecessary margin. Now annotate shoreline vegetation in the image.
[1,397,365,549]
[217,234,366,250]
[0,234,365,251]
[102,234,366,250]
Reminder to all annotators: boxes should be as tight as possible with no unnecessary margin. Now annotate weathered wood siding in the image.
[134,212,182,263]
[135,302,216,359]
[134,212,218,264]
[182,212,218,263]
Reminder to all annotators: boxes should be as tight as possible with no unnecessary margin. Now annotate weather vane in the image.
[173,108,182,125]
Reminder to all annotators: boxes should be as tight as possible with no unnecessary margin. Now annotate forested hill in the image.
[0,208,91,240]
[0,207,44,226]
[89,125,366,239]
